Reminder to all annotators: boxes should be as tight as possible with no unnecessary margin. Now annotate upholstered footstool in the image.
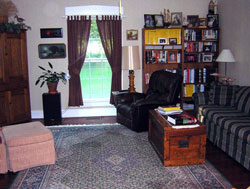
[1,121,55,172]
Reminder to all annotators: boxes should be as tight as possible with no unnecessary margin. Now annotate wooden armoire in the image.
[0,31,31,127]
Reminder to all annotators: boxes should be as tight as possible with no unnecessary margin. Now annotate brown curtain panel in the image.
[96,15,122,104]
[67,16,91,106]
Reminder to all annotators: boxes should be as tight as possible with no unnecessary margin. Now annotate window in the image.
[80,20,112,105]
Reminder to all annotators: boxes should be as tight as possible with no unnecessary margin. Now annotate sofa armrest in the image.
[192,91,210,117]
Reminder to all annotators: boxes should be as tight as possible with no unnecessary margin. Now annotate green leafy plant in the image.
[35,62,70,88]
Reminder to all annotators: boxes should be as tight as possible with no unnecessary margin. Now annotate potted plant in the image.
[35,62,70,94]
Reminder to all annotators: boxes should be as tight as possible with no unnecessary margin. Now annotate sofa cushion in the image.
[208,85,238,106]
[235,87,250,115]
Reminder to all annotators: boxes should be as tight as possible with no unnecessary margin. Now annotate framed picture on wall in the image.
[40,28,63,38]
[126,29,138,40]
[38,44,66,59]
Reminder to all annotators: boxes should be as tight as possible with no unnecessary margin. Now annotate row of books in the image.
[183,84,205,97]
[184,42,217,53]
[183,67,216,84]
[184,29,218,41]
[145,45,182,50]
[145,50,181,64]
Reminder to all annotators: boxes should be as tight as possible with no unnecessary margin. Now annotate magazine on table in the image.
[167,112,197,125]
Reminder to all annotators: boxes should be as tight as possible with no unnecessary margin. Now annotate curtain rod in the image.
[61,15,126,19]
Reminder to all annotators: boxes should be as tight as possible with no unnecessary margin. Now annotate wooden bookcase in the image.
[142,27,219,108]
[142,28,182,93]
[182,28,219,106]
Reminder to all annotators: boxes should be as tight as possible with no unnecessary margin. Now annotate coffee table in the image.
[148,109,206,166]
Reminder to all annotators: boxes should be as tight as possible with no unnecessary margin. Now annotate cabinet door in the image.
[8,88,31,124]
[0,33,7,87]
[0,91,10,126]
[5,32,29,89]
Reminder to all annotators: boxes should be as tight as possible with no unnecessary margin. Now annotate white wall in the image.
[218,0,250,86]
[12,0,210,112]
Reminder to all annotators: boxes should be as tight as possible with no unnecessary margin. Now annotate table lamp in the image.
[122,46,140,93]
[216,49,235,76]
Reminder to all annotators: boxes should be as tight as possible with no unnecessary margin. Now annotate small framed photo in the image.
[169,38,177,45]
[199,18,207,28]
[38,44,66,59]
[40,28,63,38]
[154,15,164,28]
[171,12,182,27]
[203,54,213,62]
[158,38,167,44]
[126,29,138,40]
[168,50,178,63]
[144,14,155,28]
[203,45,212,52]
[187,15,199,28]
[207,14,219,28]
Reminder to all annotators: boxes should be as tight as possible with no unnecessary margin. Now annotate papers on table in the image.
[156,108,183,115]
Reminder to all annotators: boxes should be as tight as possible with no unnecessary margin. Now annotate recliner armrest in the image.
[115,92,146,105]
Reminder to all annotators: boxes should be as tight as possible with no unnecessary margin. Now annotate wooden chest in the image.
[148,110,206,166]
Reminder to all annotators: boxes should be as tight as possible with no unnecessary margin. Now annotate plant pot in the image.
[47,82,58,94]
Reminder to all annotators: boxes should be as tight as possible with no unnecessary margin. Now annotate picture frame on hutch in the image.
[168,50,178,63]
[154,15,164,28]
[171,12,182,27]
[187,15,199,28]
[144,14,155,28]
[207,14,219,28]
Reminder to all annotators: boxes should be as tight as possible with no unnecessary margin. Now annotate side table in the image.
[42,93,62,126]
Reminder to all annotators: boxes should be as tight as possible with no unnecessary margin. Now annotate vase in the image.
[47,82,58,94]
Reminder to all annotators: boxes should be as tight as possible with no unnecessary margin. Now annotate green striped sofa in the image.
[193,85,250,171]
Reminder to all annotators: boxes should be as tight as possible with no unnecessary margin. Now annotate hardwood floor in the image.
[0,116,249,189]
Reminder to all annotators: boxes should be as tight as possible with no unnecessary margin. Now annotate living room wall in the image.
[11,0,210,115]
[218,0,250,86]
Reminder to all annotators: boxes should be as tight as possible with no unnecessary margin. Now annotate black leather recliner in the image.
[115,70,183,132]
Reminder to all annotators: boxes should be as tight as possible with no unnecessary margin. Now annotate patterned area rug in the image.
[10,124,232,189]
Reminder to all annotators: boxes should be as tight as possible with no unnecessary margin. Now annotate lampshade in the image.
[216,49,235,62]
[122,46,140,70]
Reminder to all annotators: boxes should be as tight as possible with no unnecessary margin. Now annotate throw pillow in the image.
[208,85,237,106]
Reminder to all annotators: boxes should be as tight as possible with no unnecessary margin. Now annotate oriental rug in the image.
[10,124,232,189]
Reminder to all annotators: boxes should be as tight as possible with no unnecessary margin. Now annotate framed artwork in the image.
[40,28,63,38]
[171,12,182,27]
[126,29,138,40]
[154,15,164,28]
[207,14,219,28]
[203,54,213,62]
[169,38,177,45]
[187,15,199,28]
[199,18,207,28]
[168,50,178,63]
[144,14,155,28]
[158,38,167,44]
[38,44,66,59]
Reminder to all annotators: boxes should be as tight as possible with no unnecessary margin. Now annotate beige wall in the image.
[218,0,250,86]
[12,0,210,112]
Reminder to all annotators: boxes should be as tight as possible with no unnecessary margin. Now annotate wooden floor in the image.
[0,116,249,189]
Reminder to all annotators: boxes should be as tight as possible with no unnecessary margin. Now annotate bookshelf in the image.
[142,28,182,93]
[182,28,219,105]
[142,27,219,108]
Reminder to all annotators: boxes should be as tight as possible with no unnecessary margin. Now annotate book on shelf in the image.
[167,112,197,125]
